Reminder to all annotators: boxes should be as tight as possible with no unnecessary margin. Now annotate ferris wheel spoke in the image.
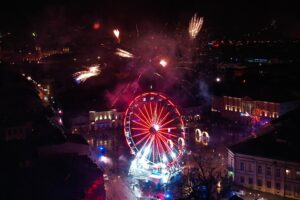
[132,131,149,138]
[134,113,150,126]
[158,130,178,138]
[154,102,158,119]
[138,108,152,125]
[156,133,174,155]
[160,118,175,128]
[156,104,165,124]
[157,111,170,126]
[132,120,150,129]
[143,104,152,124]
[159,127,177,130]
[149,102,153,120]
[156,134,169,157]
[151,136,155,162]
[132,127,149,131]
[154,136,162,163]
[136,133,151,146]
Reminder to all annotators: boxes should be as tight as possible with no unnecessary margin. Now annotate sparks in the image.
[159,59,167,67]
[73,64,101,84]
[188,14,204,39]
[115,48,134,58]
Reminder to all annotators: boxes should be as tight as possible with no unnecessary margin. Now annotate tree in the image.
[174,150,232,200]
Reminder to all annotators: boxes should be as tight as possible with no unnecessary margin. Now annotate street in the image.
[105,174,137,200]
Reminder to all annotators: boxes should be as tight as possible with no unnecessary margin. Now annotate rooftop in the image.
[228,108,300,163]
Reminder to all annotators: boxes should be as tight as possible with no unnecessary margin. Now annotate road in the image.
[105,174,138,200]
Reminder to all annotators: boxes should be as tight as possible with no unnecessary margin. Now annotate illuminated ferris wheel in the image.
[124,92,185,168]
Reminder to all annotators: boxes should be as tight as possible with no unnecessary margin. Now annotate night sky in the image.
[2,0,300,119]
[1,0,300,38]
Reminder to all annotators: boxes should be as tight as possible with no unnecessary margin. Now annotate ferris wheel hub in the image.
[149,124,160,134]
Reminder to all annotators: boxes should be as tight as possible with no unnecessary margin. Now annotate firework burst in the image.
[115,48,134,58]
[159,59,168,67]
[113,29,120,42]
[188,14,204,39]
[73,64,101,83]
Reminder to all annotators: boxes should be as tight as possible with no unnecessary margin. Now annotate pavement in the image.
[105,174,138,200]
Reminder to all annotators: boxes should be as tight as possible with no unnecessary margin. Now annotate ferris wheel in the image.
[124,92,185,168]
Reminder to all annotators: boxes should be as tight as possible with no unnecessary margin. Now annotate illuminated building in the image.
[89,109,123,130]
[212,92,300,121]
[22,47,70,63]
[227,109,300,199]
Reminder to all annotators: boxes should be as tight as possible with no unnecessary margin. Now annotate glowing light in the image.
[99,156,111,164]
[195,129,202,143]
[217,181,221,188]
[240,112,250,117]
[201,131,210,146]
[73,64,101,83]
[188,14,204,39]
[162,174,169,183]
[113,29,120,42]
[93,22,101,30]
[143,146,151,157]
[178,137,185,147]
[159,59,167,67]
[163,155,168,163]
[115,48,134,58]
[216,77,221,82]
[171,151,176,159]
[153,124,160,131]
[195,129,210,145]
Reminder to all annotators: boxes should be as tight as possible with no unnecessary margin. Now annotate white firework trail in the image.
[188,14,204,39]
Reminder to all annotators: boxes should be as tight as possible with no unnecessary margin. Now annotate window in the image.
[266,166,271,176]
[257,179,262,187]
[248,178,253,185]
[257,165,262,174]
[275,182,281,190]
[240,176,245,184]
[248,163,252,172]
[240,162,245,171]
[266,181,271,188]
[275,168,281,178]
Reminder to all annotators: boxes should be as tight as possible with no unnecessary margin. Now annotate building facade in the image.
[89,109,124,130]
[228,150,300,199]
[212,95,300,120]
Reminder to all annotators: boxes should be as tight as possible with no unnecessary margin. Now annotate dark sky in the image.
[1,0,300,38]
